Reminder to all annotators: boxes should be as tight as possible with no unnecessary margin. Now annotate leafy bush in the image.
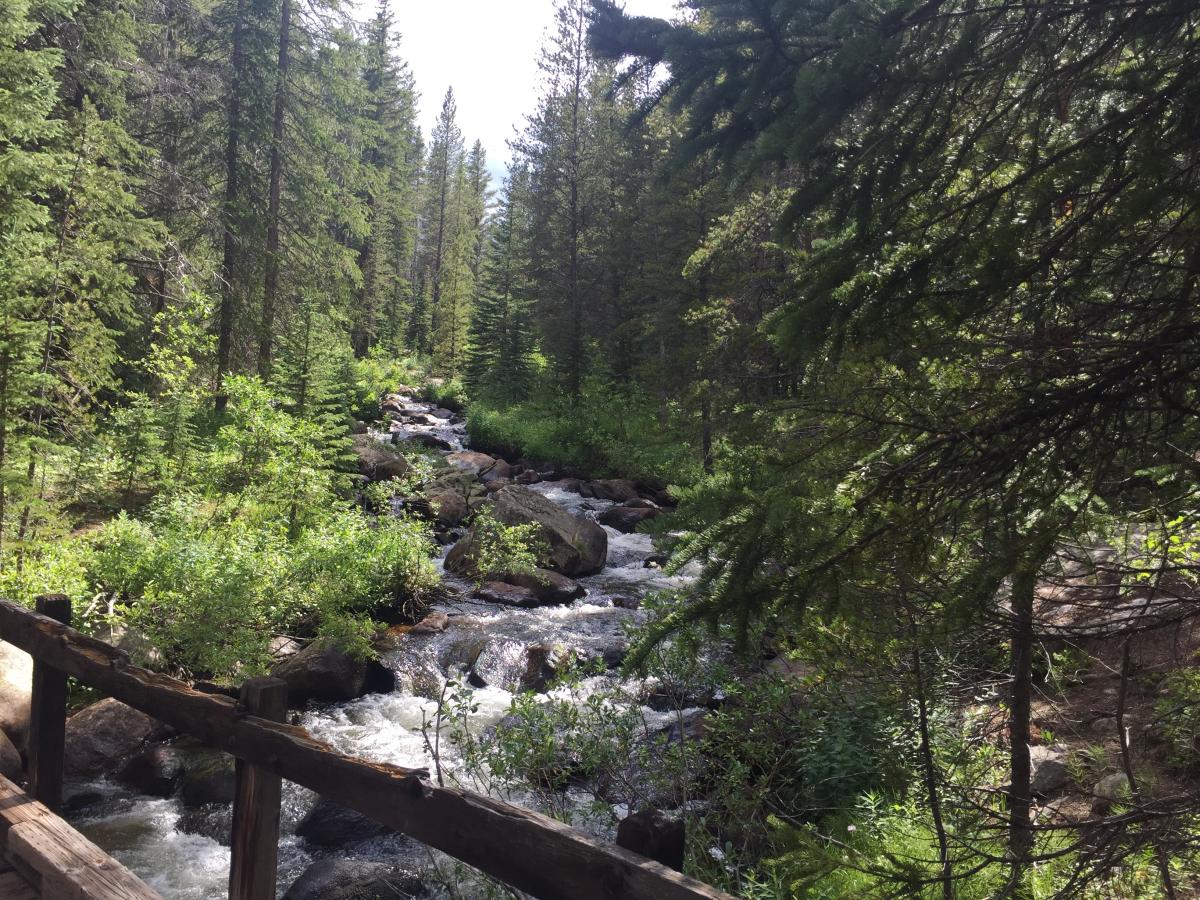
[467,382,701,482]
[348,351,421,421]
[1157,668,1200,771]
[422,377,467,412]
[83,497,437,678]
[469,510,545,581]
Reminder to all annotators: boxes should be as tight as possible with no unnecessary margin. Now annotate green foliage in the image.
[1157,668,1200,772]
[421,377,466,412]
[467,382,701,482]
[468,510,544,582]
[85,499,436,678]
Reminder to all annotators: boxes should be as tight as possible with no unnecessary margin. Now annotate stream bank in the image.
[61,390,705,899]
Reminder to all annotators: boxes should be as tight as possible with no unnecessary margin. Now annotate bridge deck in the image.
[0,774,162,900]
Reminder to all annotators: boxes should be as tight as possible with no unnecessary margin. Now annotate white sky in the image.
[368,0,679,184]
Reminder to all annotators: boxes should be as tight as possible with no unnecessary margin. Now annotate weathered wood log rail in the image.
[0,772,163,899]
[0,596,735,900]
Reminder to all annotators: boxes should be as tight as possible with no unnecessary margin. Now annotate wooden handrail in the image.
[0,599,734,900]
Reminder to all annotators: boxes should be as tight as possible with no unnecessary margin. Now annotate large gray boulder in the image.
[598,505,660,533]
[501,569,586,604]
[0,642,32,751]
[446,485,607,577]
[1029,744,1071,796]
[272,642,395,706]
[424,490,468,527]
[296,797,394,847]
[283,858,424,900]
[1093,772,1131,810]
[65,698,166,775]
[584,479,640,502]
[445,451,497,476]
[0,729,21,780]
[351,435,410,482]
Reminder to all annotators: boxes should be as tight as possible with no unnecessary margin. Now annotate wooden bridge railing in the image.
[0,596,734,900]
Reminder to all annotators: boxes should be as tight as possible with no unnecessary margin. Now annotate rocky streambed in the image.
[54,391,704,899]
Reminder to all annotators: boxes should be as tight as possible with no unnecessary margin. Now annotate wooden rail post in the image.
[228,676,288,900]
[27,594,70,813]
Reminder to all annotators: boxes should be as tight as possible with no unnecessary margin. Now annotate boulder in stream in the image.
[473,581,542,608]
[445,485,607,578]
[271,641,395,706]
[115,744,186,797]
[296,797,395,847]
[446,450,498,476]
[0,641,32,751]
[424,490,468,526]
[598,504,660,533]
[0,730,20,780]
[583,479,640,503]
[399,432,453,452]
[284,858,425,900]
[65,698,170,776]
[500,568,586,604]
[351,435,410,482]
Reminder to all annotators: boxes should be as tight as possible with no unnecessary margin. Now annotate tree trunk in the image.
[1007,564,1037,889]
[259,0,290,377]
[216,0,249,413]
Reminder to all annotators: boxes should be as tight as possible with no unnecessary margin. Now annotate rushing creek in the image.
[62,395,700,899]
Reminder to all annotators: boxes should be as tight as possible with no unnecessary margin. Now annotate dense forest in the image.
[1,0,1199,896]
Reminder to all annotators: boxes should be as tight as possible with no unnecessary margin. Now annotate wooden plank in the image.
[228,677,287,900]
[0,774,51,843]
[0,598,733,900]
[9,815,163,900]
[28,594,70,813]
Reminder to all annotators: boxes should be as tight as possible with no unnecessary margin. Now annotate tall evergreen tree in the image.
[465,167,535,401]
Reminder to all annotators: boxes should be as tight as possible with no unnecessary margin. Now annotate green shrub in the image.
[422,377,467,412]
[1157,667,1200,771]
[468,510,545,582]
[349,352,420,421]
[85,496,437,678]
[466,383,701,482]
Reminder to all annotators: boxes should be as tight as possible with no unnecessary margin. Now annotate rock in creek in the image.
[473,581,542,608]
[468,639,575,693]
[284,858,425,900]
[598,504,661,533]
[423,490,468,526]
[115,744,186,797]
[65,698,171,776]
[397,432,453,452]
[409,611,450,634]
[500,568,586,604]
[481,460,517,482]
[176,741,237,806]
[582,478,640,503]
[446,485,607,577]
[351,435,410,482]
[0,730,20,780]
[296,797,395,847]
[0,642,32,752]
[445,450,498,476]
[271,641,396,706]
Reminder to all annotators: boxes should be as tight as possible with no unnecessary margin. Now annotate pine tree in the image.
[419,88,464,363]
[465,167,535,401]
[518,0,613,405]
